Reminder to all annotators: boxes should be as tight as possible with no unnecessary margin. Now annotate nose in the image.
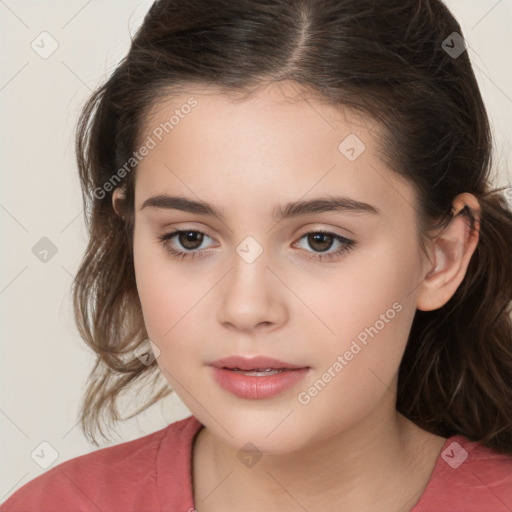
[216,248,286,333]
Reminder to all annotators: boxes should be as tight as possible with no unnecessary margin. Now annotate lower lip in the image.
[209,366,310,399]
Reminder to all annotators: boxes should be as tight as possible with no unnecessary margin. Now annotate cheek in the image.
[133,228,200,345]
[133,255,207,390]
[291,241,419,435]
[309,233,420,376]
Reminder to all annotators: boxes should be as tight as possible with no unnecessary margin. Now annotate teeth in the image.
[229,367,288,376]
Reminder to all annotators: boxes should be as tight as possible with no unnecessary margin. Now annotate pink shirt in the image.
[2,414,511,511]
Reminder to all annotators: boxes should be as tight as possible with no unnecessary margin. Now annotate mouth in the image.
[208,355,310,399]
[221,367,297,376]
[209,354,308,372]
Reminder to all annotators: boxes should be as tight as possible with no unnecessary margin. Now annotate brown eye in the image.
[177,231,204,250]
[306,233,335,252]
[158,229,215,260]
[294,230,356,262]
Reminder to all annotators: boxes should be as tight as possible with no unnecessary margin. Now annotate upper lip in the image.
[209,355,308,370]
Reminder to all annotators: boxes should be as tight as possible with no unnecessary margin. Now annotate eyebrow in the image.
[140,194,380,220]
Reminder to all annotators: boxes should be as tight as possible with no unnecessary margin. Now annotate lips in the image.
[208,355,308,371]
[209,361,310,399]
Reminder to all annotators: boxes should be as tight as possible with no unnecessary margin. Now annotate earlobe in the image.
[416,193,481,312]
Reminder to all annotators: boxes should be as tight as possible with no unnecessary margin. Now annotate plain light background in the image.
[1,0,511,502]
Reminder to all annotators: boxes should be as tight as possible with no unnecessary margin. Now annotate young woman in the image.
[3,0,512,511]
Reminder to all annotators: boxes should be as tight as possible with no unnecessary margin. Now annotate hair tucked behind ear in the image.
[398,189,512,453]
[72,0,512,450]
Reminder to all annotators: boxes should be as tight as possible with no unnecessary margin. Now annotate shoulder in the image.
[0,415,202,512]
[414,435,512,512]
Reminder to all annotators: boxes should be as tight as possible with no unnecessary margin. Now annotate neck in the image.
[192,400,446,512]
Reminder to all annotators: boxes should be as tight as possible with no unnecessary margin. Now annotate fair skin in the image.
[113,81,480,511]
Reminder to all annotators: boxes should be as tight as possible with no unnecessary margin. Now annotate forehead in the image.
[139,81,377,145]
[134,82,416,222]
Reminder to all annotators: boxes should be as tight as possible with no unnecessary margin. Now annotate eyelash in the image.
[157,229,356,262]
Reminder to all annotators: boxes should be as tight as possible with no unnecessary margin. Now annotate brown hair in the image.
[73,0,512,451]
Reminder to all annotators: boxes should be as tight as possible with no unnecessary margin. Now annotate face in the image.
[129,81,430,454]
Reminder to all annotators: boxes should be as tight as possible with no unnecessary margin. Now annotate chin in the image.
[207,412,311,454]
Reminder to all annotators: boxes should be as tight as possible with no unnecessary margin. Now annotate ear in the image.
[416,193,481,312]
[112,187,126,219]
